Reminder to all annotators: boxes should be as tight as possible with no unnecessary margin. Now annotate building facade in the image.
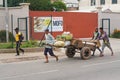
[77,0,120,36]
[0,3,30,40]
[63,0,79,10]
[99,12,120,36]
[79,0,120,12]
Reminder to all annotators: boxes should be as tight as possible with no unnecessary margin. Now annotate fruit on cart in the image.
[61,32,73,41]
[54,41,65,47]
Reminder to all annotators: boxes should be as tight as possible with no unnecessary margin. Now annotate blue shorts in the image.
[44,48,55,56]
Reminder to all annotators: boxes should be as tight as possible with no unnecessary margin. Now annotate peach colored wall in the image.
[29,11,98,40]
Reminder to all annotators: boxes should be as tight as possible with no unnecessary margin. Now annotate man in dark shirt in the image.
[98,27,113,56]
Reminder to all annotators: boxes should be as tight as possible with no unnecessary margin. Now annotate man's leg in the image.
[16,42,19,56]
[97,47,104,56]
[44,48,49,63]
[100,42,106,57]
[19,48,24,54]
[45,55,49,63]
[18,42,24,54]
[102,42,106,53]
[92,49,96,56]
[49,48,58,61]
[106,43,114,56]
[19,47,24,54]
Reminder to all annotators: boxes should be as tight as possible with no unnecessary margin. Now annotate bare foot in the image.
[111,53,114,56]
[99,54,104,57]
[56,56,58,61]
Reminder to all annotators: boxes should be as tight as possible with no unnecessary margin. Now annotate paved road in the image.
[0,38,120,80]
[0,51,120,80]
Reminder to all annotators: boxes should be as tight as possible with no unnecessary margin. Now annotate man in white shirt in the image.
[44,29,58,63]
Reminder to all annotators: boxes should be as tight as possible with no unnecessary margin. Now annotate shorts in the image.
[44,48,55,56]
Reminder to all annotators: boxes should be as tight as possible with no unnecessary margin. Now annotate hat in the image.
[14,27,19,30]
[99,27,103,30]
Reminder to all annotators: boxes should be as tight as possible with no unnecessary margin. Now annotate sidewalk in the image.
[0,38,120,63]
[0,49,65,63]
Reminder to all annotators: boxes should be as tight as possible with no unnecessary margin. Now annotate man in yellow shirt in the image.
[14,28,24,56]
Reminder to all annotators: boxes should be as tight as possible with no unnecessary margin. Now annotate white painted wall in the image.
[77,0,120,35]
[0,3,30,40]
[63,0,78,3]
[79,0,120,12]
[0,0,3,6]
[99,12,120,34]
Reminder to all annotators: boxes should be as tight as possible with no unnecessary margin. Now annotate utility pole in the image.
[5,0,9,42]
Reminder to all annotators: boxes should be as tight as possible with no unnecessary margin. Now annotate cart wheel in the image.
[65,45,75,58]
[81,47,91,60]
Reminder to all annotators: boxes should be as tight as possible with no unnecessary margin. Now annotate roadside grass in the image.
[0,42,14,49]
[111,29,120,38]
[0,40,44,49]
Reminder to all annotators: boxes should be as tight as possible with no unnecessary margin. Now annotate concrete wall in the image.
[99,12,120,34]
[0,3,30,40]
[0,8,6,30]
[0,0,3,6]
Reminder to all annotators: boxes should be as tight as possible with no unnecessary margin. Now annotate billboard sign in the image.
[34,17,63,32]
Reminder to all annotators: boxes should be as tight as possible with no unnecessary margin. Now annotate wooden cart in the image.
[65,39,100,60]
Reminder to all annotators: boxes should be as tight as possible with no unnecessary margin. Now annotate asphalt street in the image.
[0,38,120,80]
[0,51,120,80]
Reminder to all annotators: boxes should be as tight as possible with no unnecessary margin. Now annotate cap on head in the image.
[14,27,19,31]
[99,27,103,30]
[96,28,98,29]
[95,28,98,30]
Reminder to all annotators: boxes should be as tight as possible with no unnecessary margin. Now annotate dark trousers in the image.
[44,48,55,56]
[16,41,24,55]
[92,47,102,56]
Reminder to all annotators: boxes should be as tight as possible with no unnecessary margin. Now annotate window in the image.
[112,0,117,4]
[91,0,96,6]
[100,0,105,5]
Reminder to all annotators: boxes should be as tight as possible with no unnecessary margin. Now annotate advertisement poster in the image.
[34,17,63,32]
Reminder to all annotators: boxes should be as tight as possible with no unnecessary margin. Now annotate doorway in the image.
[18,17,28,41]
[102,18,110,37]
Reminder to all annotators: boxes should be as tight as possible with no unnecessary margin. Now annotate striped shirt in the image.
[45,33,55,48]
[98,31,109,43]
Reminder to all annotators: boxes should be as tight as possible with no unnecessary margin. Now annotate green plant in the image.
[26,0,52,11]
[0,30,15,42]
[39,40,46,47]
[21,40,38,48]
[0,40,40,49]
[0,43,15,49]
[111,29,120,38]
[52,0,67,11]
